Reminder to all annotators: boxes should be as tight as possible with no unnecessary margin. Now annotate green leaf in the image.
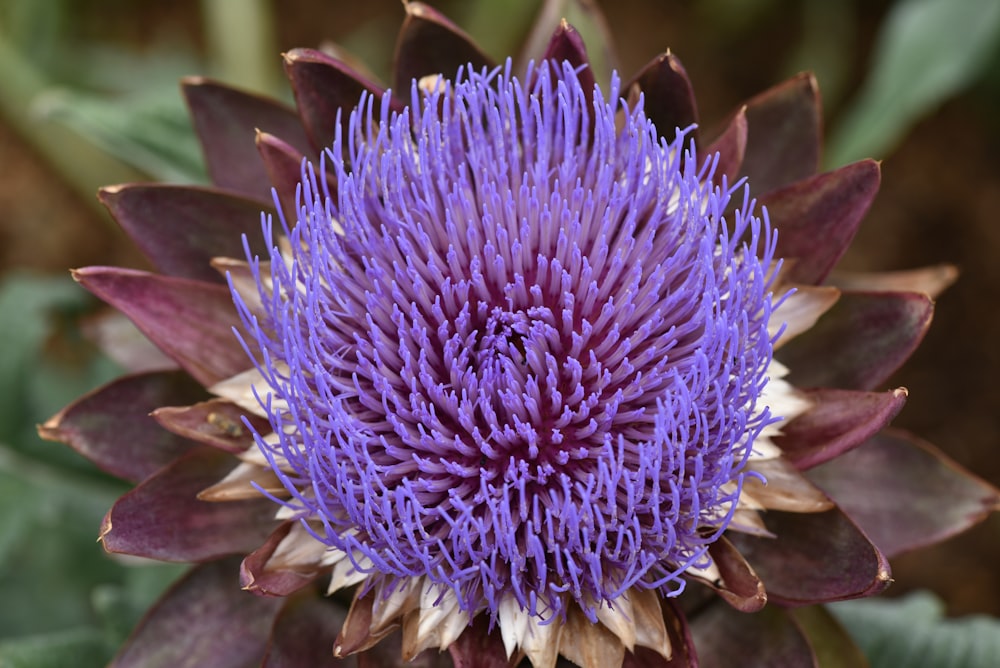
[0,0,68,70]
[0,273,85,442]
[37,87,207,184]
[0,273,121,473]
[0,467,120,636]
[827,0,1000,167]
[0,272,182,642]
[830,591,1000,668]
[0,456,184,640]
[0,628,109,668]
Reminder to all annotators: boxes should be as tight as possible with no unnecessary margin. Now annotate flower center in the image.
[474,307,530,369]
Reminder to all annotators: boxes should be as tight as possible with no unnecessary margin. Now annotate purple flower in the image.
[40,4,1000,667]
[238,60,780,628]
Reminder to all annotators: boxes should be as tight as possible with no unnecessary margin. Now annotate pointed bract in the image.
[73,267,250,387]
[283,48,388,153]
[699,538,767,613]
[38,371,205,482]
[520,0,618,85]
[628,53,699,145]
[739,72,822,195]
[728,508,892,606]
[182,78,310,201]
[780,290,934,391]
[541,20,595,100]
[101,447,277,561]
[777,388,908,469]
[763,160,881,285]
[393,2,494,93]
[152,398,269,454]
[335,588,398,657]
[807,430,1000,558]
[99,184,274,284]
[241,522,326,597]
[622,599,696,668]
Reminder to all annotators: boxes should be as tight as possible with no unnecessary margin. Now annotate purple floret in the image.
[233,60,780,621]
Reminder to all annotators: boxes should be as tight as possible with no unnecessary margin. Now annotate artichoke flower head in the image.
[42,3,999,667]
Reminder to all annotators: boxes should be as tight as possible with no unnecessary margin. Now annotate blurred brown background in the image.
[1,0,998,619]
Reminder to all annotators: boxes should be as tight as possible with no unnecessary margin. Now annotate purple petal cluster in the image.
[234,61,780,620]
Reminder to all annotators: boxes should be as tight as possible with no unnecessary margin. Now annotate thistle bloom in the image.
[42,3,999,667]
[238,56,786,645]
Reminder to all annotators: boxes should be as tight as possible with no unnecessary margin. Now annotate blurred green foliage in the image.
[832,592,1000,667]
[827,0,1000,167]
[38,86,207,184]
[0,274,183,665]
[1,0,999,665]
[7,0,208,184]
